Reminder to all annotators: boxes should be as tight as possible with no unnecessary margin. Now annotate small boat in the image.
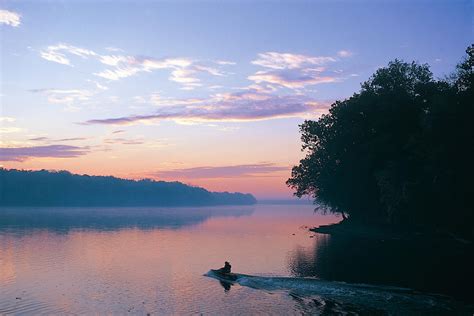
[210,269,239,282]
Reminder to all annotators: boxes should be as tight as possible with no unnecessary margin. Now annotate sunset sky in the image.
[0,1,471,199]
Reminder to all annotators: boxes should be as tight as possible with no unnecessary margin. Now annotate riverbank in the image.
[311,220,473,244]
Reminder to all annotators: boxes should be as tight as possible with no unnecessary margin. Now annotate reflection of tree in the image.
[287,235,327,277]
[289,292,385,316]
[287,233,474,303]
[0,206,254,233]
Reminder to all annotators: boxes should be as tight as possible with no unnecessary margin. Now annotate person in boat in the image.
[219,261,231,274]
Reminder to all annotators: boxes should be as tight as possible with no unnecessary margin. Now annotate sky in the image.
[0,1,472,199]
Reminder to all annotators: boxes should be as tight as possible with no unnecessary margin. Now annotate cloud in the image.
[216,60,236,65]
[82,90,331,125]
[105,47,125,53]
[0,127,22,134]
[38,43,230,89]
[153,163,289,179]
[40,50,71,65]
[337,50,353,58]
[0,145,89,161]
[28,136,88,142]
[102,137,169,148]
[0,9,21,27]
[29,88,94,105]
[87,80,108,90]
[252,52,335,70]
[149,93,204,107]
[94,66,141,80]
[248,69,338,89]
[0,116,15,123]
[169,68,201,84]
[40,44,97,66]
[28,137,49,141]
[249,52,344,90]
[93,56,214,90]
[59,137,88,142]
[98,55,130,66]
[103,138,144,145]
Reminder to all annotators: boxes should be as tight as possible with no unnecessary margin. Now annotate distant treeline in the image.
[0,169,257,206]
[288,46,473,238]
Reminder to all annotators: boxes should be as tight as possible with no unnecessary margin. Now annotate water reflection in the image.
[2,205,469,314]
[288,232,474,304]
[0,205,339,314]
[0,206,254,233]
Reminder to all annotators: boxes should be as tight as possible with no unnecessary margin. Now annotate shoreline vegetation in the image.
[288,45,473,241]
[311,220,472,245]
[0,168,256,207]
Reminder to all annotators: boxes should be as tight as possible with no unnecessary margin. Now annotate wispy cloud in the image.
[39,43,230,89]
[216,60,236,66]
[337,50,353,58]
[0,145,89,161]
[28,136,89,142]
[252,52,335,70]
[87,80,108,90]
[103,138,144,145]
[149,93,204,107]
[153,163,289,179]
[28,137,49,141]
[82,90,331,125]
[0,115,23,137]
[248,69,338,89]
[0,116,16,123]
[0,127,22,134]
[95,56,225,90]
[105,47,125,53]
[0,9,21,27]
[40,44,97,66]
[102,137,169,148]
[29,88,94,105]
[249,52,343,89]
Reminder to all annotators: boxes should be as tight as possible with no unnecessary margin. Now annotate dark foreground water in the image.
[0,205,472,315]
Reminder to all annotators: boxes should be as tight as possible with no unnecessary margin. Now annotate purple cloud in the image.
[0,145,89,161]
[29,136,88,142]
[153,163,289,179]
[82,92,331,125]
[251,52,336,69]
[104,138,144,145]
[248,69,338,89]
[28,137,50,141]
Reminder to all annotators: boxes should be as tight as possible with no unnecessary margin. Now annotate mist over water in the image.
[0,205,471,314]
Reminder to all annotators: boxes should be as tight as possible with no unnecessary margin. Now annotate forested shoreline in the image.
[0,168,257,206]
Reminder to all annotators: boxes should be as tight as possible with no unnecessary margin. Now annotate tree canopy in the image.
[287,45,473,237]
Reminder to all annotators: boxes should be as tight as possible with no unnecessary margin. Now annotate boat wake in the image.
[205,270,469,314]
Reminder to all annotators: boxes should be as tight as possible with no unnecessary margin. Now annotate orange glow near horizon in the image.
[1,129,305,199]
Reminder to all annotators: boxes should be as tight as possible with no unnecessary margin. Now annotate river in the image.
[0,204,471,314]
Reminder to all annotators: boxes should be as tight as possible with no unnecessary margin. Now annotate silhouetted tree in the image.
[287,46,473,237]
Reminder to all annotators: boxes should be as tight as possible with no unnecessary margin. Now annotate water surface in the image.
[0,205,471,314]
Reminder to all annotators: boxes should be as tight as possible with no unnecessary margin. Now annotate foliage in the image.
[287,46,473,236]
